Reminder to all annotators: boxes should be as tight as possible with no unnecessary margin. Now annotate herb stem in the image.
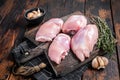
[90,16,116,55]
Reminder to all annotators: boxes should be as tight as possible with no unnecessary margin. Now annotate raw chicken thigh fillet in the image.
[35,18,64,42]
[48,33,71,64]
[62,15,87,35]
[71,24,98,61]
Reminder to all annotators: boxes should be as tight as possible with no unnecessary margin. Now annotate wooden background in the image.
[0,0,120,80]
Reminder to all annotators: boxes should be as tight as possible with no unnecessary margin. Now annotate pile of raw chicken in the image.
[35,15,98,64]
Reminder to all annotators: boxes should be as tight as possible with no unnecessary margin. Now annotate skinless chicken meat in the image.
[62,15,87,35]
[71,24,98,62]
[35,18,64,42]
[48,33,71,64]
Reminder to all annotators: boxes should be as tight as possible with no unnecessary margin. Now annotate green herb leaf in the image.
[90,16,116,55]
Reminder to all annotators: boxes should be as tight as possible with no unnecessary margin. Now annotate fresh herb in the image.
[90,16,116,55]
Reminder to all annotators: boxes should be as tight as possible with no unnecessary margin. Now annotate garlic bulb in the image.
[92,56,109,70]
[27,8,43,19]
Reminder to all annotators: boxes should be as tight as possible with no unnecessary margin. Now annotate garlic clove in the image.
[32,14,38,19]
[37,8,40,14]
[101,57,109,66]
[97,56,105,67]
[32,11,38,15]
[92,57,99,69]
[27,12,34,19]
[37,12,42,17]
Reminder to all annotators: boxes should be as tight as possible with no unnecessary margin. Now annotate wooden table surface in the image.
[0,0,120,80]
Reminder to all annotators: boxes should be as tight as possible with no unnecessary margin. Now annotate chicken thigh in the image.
[62,15,87,35]
[48,33,71,64]
[71,24,98,61]
[35,18,64,42]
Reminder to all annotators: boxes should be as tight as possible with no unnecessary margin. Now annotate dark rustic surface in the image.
[0,0,120,80]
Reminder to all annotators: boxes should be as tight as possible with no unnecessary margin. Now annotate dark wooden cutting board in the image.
[24,11,105,76]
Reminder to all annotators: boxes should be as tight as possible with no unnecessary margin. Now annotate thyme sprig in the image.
[90,16,116,55]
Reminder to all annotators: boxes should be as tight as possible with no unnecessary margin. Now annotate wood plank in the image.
[83,0,120,80]
[0,0,26,78]
[0,0,32,79]
[0,29,18,79]
[111,0,120,76]
[37,0,85,21]
[0,0,26,35]
[7,0,41,80]
[0,0,15,24]
[6,74,32,80]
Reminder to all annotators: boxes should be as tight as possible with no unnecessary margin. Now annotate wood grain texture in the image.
[0,0,15,24]
[111,0,120,77]
[7,0,42,80]
[37,0,85,21]
[0,0,40,80]
[83,0,120,80]
[0,0,24,79]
